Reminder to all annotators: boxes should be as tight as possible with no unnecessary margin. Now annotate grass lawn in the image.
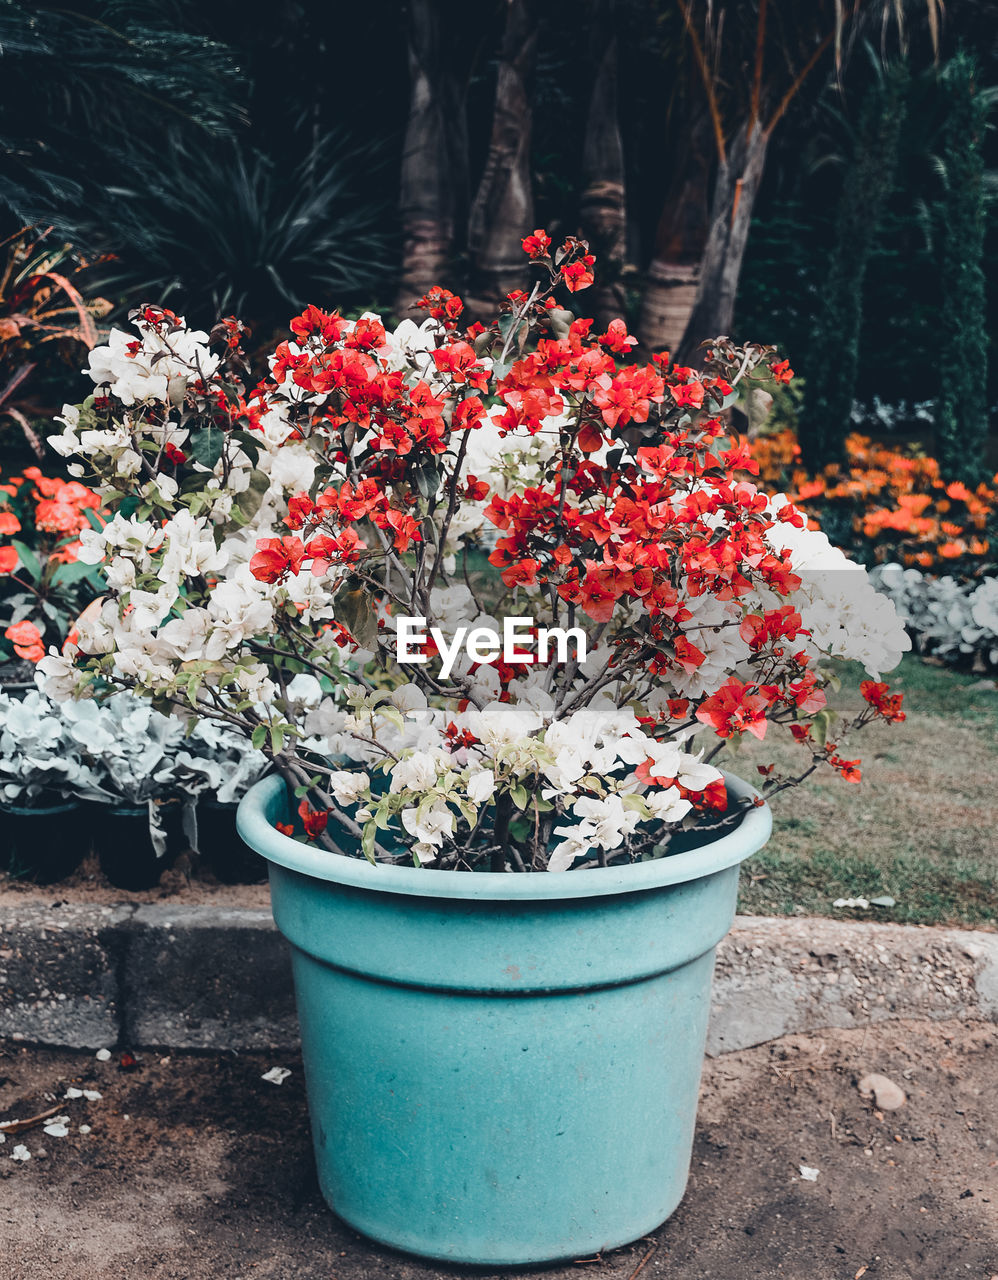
[730,654,998,929]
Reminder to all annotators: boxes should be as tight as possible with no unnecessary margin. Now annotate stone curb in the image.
[0,905,995,1054]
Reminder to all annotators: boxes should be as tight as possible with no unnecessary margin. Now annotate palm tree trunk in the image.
[637,110,713,357]
[396,0,465,317]
[674,119,769,364]
[466,0,539,315]
[579,0,627,329]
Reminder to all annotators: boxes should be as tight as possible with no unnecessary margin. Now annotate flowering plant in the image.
[41,238,909,871]
[872,564,998,671]
[172,712,270,806]
[0,464,106,664]
[0,685,109,807]
[753,429,998,574]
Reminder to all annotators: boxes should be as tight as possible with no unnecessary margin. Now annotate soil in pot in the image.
[0,659,41,695]
[197,800,267,884]
[1,798,87,884]
[91,800,186,891]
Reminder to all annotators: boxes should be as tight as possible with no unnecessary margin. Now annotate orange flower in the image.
[49,539,82,564]
[0,546,18,575]
[0,511,20,534]
[4,620,44,662]
[34,499,87,535]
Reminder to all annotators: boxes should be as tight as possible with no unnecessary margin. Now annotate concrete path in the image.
[1,906,996,1054]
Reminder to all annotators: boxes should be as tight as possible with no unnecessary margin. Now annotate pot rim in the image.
[1,799,79,816]
[237,771,771,902]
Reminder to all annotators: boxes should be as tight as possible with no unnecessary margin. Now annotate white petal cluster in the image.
[86,320,218,406]
[762,499,912,677]
[872,563,998,669]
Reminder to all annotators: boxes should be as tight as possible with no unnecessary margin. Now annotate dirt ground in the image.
[0,850,271,908]
[0,1019,995,1280]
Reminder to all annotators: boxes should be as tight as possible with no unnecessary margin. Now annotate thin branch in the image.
[749,0,769,134]
[676,0,727,164]
[764,26,839,139]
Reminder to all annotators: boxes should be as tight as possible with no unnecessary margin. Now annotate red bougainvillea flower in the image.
[249,536,306,583]
[415,287,463,325]
[522,229,552,258]
[500,558,540,589]
[0,511,20,534]
[560,258,595,292]
[0,546,18,575]
[290,304,346,345]
[696,679,771,740]
[298,798,329,841]
[5,620,44,662]
[860,680,906,722]
[828,751,861,783]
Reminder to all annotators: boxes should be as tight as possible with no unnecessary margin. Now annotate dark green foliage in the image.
[732,200,825,356]
[69,138,392,332]
[799,63,909,470]
[0,0,246,226]
[934,51,991,484]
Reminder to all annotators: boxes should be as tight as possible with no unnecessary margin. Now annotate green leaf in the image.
[810,709,833,749]
[180,470,211,493]
[11,540,41,579]
[251,724,268,750]
[230,430,261,469]
[50,560,96,587]
[413,461,439,500]
[189,424,225,470]
[508,816,532,843]
[510,784,529,810]
[361,823,377,865]
[231,470,270,526]
[335,586,380,649]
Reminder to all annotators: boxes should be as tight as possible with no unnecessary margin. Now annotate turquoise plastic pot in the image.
[237,772,771,1266]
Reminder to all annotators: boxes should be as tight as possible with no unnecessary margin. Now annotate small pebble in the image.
[95,1049,111,1062]
[858,1073,906,1111]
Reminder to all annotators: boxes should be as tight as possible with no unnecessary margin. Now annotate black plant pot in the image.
[0,659,41,696]
[197,800,267,884]
[2,799,86,884]
[92,800,185,891]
